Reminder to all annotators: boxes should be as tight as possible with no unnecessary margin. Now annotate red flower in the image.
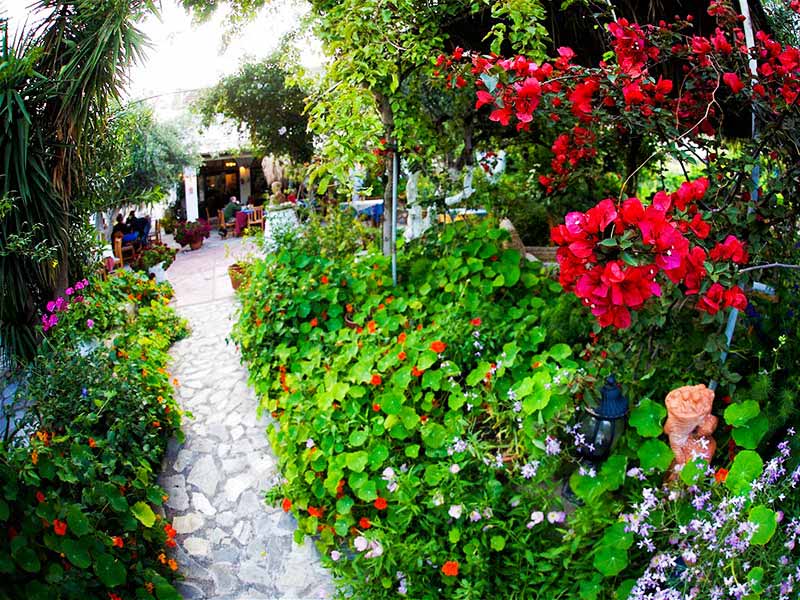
[397,351,407,361]
[367,320,377,334]
[88,437,96,448]
[411,366,424,377]
[420,415,429,423]
[359,517,372,529]
[164,523,177,539]
[430,341,446,353]
[372,403,381,412]
[441,560,460,577]
[709,235,748,264]
[697,283,725,315]
[53,519,67,536]
[714,468,729,483]
[374,497,388,510]
[109,594,122,600]
[370,374,382,386]
[112,536,124,548]
[722,72,744,94]
[308,506,324,518]
[320,275,329,284]
[397,332,407,344]
[310,317,319,327]
[513,77,542,122]
[36,491,45,504]
[475,90,495,110]
[282,498,292,512]
[723,285,748,311]
[470,317,482,326]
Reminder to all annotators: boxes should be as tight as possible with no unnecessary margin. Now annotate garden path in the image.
[158,232,333,599]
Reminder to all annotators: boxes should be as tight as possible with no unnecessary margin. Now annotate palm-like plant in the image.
[0,1,157,361]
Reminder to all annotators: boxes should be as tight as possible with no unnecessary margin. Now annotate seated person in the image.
[127,211,151,244]
[113,214,138,244]
[220,197,241,236]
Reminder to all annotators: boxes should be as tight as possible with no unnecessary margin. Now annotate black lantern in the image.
[576,375,629,462]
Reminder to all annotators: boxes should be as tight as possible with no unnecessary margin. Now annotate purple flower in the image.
[81,388,88,398]
[305,438,315,448]
[547,511,566,524]
[65,287,74,296]
[545,436,561,456]
[354,536,369,552]
[521,461,540,479]
[46,301,56,313]
[448,504,463,519]
[330,550,341,561]
[86,319,94,329]
[529,510,544,525]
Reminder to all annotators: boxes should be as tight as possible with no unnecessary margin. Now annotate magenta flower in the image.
[86,319,94,329]
[65,287,74,296]
[46,300,56,313]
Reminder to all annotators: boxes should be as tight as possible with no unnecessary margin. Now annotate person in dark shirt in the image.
[127,211,151,245]
[112,214,138,243]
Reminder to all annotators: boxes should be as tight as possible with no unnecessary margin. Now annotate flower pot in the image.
[189,239,203,251]
[148,261,167,283]
[228,263,246,290]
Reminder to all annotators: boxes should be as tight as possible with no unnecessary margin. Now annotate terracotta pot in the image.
[228,263,246,290]
[189,239,203,251]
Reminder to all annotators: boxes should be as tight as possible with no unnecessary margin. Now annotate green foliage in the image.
[0,271,186,597]
[196,56,312,162]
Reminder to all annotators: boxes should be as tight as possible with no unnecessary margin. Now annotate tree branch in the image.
[739,262,800,273]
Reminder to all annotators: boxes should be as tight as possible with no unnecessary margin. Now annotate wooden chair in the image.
[148,219,161,244]
[247,205,264,229]
[112,232,137,268]
[218,209,236,235]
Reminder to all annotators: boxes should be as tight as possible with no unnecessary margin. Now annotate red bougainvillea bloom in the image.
[430,341,447,353]
[723,72,744,94]
[36,491,45,503]
[53,519,67,536]
[374,497,388,510]
[441,561,460,577]
[282,498,292,512]
[709,235,749,264]
[697,283,726,315]
[112,536,124,548]
[397,351,407,361]
[470,317,482,326]
[723,285,748,311]
[308,506,324,518]
[359,517,372,529]
[370,374,382,386]
[310,317,318,327]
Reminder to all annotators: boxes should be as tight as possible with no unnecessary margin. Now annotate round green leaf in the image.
[336,496,354,514]
[61,538,91,569]
[12,545,40,573]
[368,443,389,469]
[421,423,447,449]
[66,505,90,537]
[629,399,667,438]
[724,400,760,427]
[731,413,769,449]
[94,553,127,587]
[355,479,377,502]
[637,439,674,472]
[345,451,368,473]
[726,450,764,495]
[748,505,777,546]
[490,535,506,551]
[130,501,156,528]
[348,430,368,447]
[593,545,628,577]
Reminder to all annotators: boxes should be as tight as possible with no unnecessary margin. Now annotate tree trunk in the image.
[376,92,395,257]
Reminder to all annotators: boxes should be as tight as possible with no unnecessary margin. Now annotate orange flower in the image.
[321,275,329,284]
[359,517,371,529]
[255,317,263,326]
[372,403,381,412]
[308,506,324,518]
[172,378,180,386]
[398,351,407,361]
[420,415,429,423]
[152,421,160,428]
[398,332,407,344]
[282,498,292,512]
[168,558,178,571]
[367,320,377,334]
[441,560,459,577]
[112,536,124,548]
[164,524,177,539]
[532,361,542,369]
[158,552,167,564]
[370,374,382,386]
[411,366,424,377]
[374,497,388,510]
[715,468,729,483]
[430,341,446,353]
[88,438,96,448]
[470,317,482,326]
[162,494,169,502]
[145,582,154,593]
[346,303,354,313]
[378,303,385,310]
[53,519,67,536]
[310,317,319,327]
[386,296,394,304]
[31,450,38,465]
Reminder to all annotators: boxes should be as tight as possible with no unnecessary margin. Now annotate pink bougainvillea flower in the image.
[722,72,744,94]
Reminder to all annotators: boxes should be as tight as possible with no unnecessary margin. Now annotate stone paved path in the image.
[158,233,333,599]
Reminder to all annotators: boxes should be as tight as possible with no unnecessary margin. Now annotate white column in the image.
[183,166,199,222]
[238,165,252,204]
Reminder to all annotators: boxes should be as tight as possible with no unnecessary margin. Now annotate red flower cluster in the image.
[308,506,324,519]
[164,523,177,548]
[551,178,747,328]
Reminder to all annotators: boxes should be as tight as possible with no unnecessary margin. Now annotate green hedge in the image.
[0,272,187,599]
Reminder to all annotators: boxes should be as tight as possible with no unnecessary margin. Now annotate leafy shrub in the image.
[173,220,210,247]
[0,272,187,599]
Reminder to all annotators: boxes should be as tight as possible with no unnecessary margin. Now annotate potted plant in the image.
[228,262,248,290]
[174,220,211,250]
[136,243,178,282]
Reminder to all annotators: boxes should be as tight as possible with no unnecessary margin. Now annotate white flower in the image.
[530,511,544,525]
[365,540,383,558]
[278,126,287,135]
[448,504,463,519]
[354,536,369,551]
[330,550,341,561]
[449,464,461,474]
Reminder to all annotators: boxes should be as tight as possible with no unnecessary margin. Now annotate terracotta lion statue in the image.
[663,384,718,478]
